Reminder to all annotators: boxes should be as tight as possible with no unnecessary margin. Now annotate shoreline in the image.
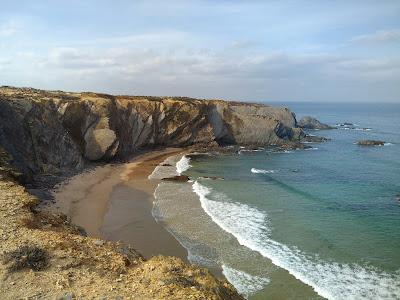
[47,147,190,261]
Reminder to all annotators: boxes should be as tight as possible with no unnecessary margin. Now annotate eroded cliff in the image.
[0,87,303,180]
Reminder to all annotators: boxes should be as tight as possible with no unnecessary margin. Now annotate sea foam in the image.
[176,155,192,174]
[192,181,400,300]
[239,148,265,154]
[251,168,275,174]
[148,155,192,179]
[148,156,178,179]
[222,264,270,298]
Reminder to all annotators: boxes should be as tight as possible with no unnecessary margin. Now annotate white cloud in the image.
[75,30,190,48]
[350,29,400,44]
[0,21,20,37]
[19,42,398,90]
[230,40,260,50]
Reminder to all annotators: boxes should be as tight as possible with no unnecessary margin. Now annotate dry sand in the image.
[50,148,189,260]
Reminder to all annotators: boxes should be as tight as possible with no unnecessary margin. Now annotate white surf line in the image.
[192,181,400,300]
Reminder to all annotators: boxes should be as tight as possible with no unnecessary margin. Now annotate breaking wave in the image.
[192,181,400,300]
[222,265,270,299]
[251,168,275,174]
[176,155,192,174]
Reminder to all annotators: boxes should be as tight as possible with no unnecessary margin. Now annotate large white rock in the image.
[84,128,117,160]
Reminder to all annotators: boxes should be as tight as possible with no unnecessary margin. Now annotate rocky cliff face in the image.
[0,87,304,179]
[0,87,308,299]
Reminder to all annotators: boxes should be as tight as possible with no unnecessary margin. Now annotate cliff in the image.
[0,86,306,299]
[0,86,303,180]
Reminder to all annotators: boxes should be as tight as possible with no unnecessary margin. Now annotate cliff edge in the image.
[0,86,303,180]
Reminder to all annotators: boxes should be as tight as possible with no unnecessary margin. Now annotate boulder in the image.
[298,116,334,130]
[84,128,118,161]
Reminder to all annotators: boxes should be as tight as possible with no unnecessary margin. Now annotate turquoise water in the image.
[152,103,400,299]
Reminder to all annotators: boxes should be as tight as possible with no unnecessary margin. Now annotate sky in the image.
[0,0,399,102]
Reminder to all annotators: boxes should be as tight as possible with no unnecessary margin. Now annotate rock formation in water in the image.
[298,116,334,130]
[161,175,190,182]
[357,140,385,146]
[0,86,305,180]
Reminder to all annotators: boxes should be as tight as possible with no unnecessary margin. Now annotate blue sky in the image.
[0,0,399,102]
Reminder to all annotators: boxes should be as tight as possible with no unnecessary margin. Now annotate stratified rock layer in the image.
[0,87,304,178]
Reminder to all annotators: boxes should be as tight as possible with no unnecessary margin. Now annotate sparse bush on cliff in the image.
[2,245,49,272]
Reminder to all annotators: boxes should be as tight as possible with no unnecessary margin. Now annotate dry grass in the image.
[2,245,49,272]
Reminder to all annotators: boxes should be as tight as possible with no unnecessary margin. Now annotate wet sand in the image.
[50,148,189,260]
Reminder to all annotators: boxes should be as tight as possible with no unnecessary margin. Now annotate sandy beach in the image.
[50,148,189,260]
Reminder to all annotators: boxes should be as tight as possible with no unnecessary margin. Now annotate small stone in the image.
[158,280,165,286]
[93,240,105,246]
[57,292,74,300]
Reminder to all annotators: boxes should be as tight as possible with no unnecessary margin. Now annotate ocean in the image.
[150,102,400,300]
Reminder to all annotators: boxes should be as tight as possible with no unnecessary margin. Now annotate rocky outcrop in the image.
[298,116,334,130]
[302,135,330,143]
[357,140,385,146]
[0,87,305,179]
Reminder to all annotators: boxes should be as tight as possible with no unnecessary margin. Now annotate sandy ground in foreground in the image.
[48,148,189,260]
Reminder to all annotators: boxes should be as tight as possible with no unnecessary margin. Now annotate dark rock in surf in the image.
[199,176,224,180]
[277,142,310,151]
[356,140,385,146]
[336,122,354,127]
[161,175,190,182]
[301,135,330,143]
